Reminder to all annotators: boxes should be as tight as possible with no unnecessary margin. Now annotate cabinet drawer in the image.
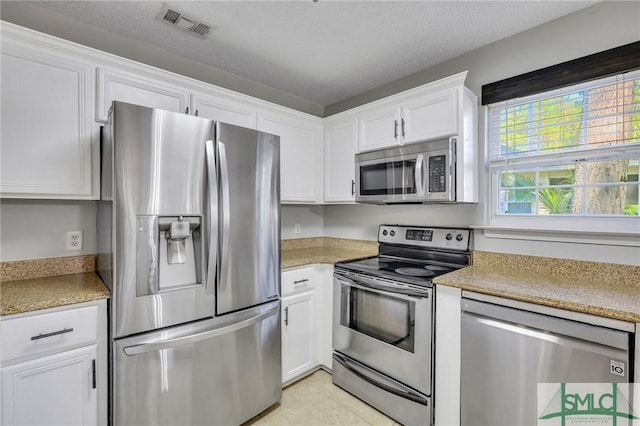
[282,267,315,296]
[1,305,98,362]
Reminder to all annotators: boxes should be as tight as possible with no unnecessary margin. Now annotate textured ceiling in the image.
[28,1,597,106]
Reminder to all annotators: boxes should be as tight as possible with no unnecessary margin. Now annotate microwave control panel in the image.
[428,155,447,193]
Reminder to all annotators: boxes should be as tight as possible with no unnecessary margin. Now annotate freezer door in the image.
[460,299,631,426]
[216,122,280,315]
[113,301,282,426]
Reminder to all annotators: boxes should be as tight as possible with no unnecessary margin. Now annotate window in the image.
[487,69,640,231]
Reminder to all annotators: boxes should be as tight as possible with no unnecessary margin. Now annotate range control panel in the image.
[378,225,470,251]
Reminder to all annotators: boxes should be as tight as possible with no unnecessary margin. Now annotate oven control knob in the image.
[446,233,453,240]
[456,234,464,241]
[390,230,395,237]
[382,230,388,236]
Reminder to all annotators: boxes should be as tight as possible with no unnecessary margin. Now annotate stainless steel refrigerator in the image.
[97,101,281,426]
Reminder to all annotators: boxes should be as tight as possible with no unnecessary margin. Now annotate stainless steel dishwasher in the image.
[461,294,633,426]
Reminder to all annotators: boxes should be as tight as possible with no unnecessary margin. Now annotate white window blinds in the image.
[488,69,640,217]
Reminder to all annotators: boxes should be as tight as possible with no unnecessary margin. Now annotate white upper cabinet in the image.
[401,87,459,144]
[258,110,323,204]
[324,115,357,203]
[358,103,402,152]
[0,35,98,199]
[191,93,257,129]
[96,67,191,122]
[356,72,473,153]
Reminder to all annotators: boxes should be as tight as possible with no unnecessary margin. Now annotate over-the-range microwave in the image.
[355,137,477,204]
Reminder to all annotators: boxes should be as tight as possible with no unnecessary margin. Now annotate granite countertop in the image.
[0,255,110,316]
[434,251,640,323]
[1,273,110,316]
[281,237,378,269]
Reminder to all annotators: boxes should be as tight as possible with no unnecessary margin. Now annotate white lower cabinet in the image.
[1,345,97,426]
[281,265,334,385]
[0,300,107,426]
[281,267,316,384]
[281,291,316,384]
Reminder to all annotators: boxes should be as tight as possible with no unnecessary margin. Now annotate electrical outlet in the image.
[294,223,301,235]
[66,231,83,251]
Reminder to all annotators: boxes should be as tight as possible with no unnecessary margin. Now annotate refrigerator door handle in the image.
[123,306,279,356]
[218,139,231,291]
[205,140,218,290]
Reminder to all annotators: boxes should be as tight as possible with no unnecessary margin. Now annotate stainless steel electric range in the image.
[332,225,472,425]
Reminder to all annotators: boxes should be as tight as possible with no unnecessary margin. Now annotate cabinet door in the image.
[281,292,315,383]
[402,88,459,144]
[1,345,98,426]
[324,117,357,203]
[358,103,401,152]
[1,42,97,199]
[96,67,190,122]
[191,93,257,128]
[258,111,322,204]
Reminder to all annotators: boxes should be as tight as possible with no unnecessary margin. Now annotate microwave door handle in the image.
[205,140,218,290]
[415,154,425,196]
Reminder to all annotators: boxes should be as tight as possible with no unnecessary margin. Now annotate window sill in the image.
[472,224,640,247]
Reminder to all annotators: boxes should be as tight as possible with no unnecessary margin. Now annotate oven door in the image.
[332,270,433,395]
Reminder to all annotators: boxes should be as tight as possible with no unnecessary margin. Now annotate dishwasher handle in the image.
[462,311,629,361]
[462,298,630,351]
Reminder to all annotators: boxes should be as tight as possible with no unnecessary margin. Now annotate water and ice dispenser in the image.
[136,215,203,296]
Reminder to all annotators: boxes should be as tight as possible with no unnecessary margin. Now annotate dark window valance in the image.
[481,41,640,105]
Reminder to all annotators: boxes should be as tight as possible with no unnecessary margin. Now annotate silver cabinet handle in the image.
[394,120,398,139]
[351,180,355,196]
[284,306,289,326]
[31,327,74,340]
[401,118,406,137]
[195,109,199,117]
[92,359,97,389]
[185,107,189,115]
[293,279,309,285]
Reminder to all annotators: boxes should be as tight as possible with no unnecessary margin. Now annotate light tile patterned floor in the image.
[243,370,399,426]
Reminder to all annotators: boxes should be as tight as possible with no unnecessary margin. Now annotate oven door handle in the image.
[333,353,428,405]
[334,272,430,299]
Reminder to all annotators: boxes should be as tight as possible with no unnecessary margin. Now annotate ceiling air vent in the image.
[156,5,215,39]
